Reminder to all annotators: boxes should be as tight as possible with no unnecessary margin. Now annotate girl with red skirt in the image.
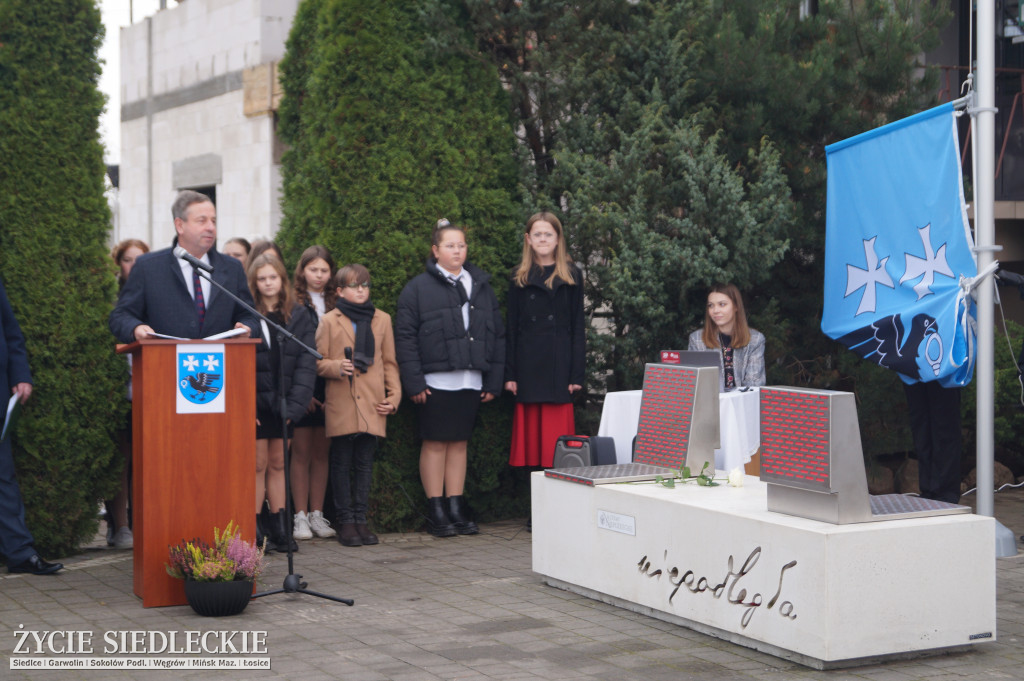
[505,212,585,468]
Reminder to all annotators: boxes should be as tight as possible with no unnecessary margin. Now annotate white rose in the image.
[728,467,745,488]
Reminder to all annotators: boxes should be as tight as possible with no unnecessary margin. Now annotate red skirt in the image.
[508,402,575,468]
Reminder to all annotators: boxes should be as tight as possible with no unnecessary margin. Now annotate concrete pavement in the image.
[2,487,1024,680]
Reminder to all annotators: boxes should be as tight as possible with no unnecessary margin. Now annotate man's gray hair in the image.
[171,190,213,221]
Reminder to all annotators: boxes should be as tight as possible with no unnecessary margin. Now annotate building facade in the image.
[119,0,297,248]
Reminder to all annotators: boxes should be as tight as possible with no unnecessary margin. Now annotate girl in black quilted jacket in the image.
[395,219,505,538]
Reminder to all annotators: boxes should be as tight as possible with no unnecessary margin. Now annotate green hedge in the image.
[0,0,127,557]
[962,320,1024,476]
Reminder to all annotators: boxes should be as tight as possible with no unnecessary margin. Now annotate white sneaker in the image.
[308,510,336,538]
[111,526,133,549]
[293,511,313,540]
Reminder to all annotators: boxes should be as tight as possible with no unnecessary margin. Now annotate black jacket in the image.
[395,259,505,396]
[255,305,317,424]
[505,264,585,403]
[0,278,31,395]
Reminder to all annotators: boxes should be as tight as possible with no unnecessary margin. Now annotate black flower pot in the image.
[183,579,254,617]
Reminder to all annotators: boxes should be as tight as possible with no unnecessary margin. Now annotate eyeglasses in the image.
[345,282,371,290]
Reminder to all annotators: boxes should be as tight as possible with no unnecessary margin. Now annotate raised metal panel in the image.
[760,386,968,524]
[760,389,832,492]
[633,364,718,475]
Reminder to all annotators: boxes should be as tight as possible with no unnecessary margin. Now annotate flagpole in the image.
[973,0,1015,556]
[975,0,995,522]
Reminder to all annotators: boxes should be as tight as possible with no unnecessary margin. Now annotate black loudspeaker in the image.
[552,435,617,468]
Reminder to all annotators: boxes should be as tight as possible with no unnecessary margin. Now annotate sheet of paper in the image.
[203,327,250,341]
[1,393,22,443]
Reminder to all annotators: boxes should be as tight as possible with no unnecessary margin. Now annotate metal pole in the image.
[975,0,995,520]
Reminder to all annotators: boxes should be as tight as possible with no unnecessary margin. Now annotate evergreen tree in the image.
[276,0,525,528]
[0,0,127,555]
[428,0,951,452]
[550,10,793,389]
[278,0,522,311]
[691,0,950,454]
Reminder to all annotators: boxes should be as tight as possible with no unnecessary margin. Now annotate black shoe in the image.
[338,523,363,547]
[426,497,456,537]
[355,523,379,546]
[256,514,277,553]
[446,496,479,535]
[270,509,298,553]
[526,517,532,533]
[8,554,63,575]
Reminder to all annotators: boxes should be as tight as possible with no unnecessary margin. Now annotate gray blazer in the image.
[687,328,766,389]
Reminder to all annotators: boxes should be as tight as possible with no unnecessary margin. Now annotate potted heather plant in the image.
[166,521,266,617]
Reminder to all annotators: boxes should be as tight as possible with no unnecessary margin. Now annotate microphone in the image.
[173,246,213,273]
[344,347,353,386]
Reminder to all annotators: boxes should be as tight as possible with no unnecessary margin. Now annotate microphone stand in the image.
[191,264,353,606]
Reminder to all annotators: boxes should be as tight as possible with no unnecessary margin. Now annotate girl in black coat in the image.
[396,219,505,537]
[505,212,585,467]
[248,253,316,552]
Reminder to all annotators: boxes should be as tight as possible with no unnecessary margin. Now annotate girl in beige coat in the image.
[316,265,401,547]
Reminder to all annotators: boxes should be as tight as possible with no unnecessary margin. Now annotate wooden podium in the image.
[119,338,259,607]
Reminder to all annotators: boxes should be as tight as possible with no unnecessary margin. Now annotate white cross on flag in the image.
[822,103,977,388]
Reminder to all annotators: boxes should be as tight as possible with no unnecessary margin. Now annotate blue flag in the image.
[822,103,977,387]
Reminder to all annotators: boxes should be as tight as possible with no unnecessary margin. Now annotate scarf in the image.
[335,299,376,371]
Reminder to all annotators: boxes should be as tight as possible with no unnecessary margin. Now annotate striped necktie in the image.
[192,266,206,329]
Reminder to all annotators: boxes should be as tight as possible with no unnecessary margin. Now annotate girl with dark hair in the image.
[290,245,337,540]
[396,219,505,537]
[317,264,401,547]
[505,212,584,468]
[247,253,316,552]
[687,283,765,390]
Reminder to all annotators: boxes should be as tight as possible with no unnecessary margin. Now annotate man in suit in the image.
[109,191,259,342]
[0,277,63,575]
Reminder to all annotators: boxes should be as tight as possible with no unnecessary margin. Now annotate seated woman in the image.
[687,283,765,390]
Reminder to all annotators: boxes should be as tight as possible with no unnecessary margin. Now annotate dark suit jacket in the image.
[0,278,32,393]
[108,247,259,342]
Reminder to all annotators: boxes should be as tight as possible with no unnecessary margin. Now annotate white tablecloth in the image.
[597,388,760,471]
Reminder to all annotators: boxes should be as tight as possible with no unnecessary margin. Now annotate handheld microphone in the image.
[344,347,353,386]
[173,246,214,273]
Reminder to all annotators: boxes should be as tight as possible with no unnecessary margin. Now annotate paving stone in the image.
[3,504,1024,680]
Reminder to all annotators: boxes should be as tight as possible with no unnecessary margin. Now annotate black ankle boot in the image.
[426,497,456,537]
[270,509,298,553]
[256,514,277,553]
[446,495,479,535]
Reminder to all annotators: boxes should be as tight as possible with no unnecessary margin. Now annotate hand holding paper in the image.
[12,382,31,404]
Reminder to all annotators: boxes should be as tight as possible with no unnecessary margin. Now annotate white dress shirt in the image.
[425,264,482,392]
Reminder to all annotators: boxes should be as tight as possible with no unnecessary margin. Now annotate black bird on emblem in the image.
[187,373,221,397]
[836,313,937,381]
